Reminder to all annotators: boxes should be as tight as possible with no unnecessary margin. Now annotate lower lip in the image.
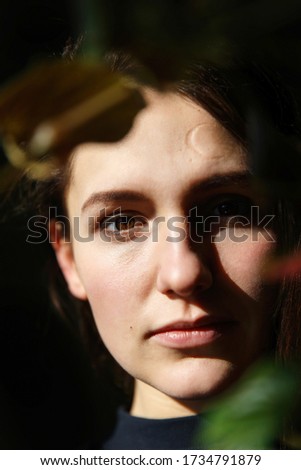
[150,323,236,349]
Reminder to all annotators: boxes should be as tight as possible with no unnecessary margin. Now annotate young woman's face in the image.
[56,91,276,417]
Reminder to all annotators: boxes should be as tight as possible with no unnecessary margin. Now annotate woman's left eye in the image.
[210,196,253,219]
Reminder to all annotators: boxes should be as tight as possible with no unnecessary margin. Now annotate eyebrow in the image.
[81,170,253,213]
[189,170,253,194]
[81,190,149,213]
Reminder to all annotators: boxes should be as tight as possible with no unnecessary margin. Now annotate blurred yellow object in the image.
[0,60,145,178]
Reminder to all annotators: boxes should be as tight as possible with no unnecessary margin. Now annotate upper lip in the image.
[147,315,236,337]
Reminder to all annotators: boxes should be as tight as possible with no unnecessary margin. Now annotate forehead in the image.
[67,90,246,208]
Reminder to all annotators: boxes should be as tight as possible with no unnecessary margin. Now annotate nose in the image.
[156,228,213,298]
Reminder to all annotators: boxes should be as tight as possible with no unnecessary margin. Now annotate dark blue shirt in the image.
[103,408,202,450]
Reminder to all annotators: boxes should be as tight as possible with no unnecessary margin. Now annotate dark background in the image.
[0,0,106,449]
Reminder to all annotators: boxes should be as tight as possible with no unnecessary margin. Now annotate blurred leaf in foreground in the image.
[0,60,145,178]
[263,252,301,280]
[196,359,300,449]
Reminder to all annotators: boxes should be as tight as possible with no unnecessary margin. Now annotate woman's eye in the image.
[194,196,254,235]
[99,213,148,239]
[106,215,135,232]
[211,197,253,219]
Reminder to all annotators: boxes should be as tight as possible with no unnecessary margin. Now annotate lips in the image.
[147,316,237,349]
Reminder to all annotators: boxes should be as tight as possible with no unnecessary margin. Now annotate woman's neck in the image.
[130,380,205,419]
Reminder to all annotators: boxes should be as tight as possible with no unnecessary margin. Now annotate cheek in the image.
[78,252,131,310]
[215,235,277,350]
[215,237,275,298]
[72,242,152,334]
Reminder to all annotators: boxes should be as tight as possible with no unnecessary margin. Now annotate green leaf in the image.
[196,359,299,449]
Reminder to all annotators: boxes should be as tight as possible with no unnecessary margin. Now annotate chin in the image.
[161,380,233,403]
[149,357,244,403]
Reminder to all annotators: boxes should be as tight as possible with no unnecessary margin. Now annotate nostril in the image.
[157,261,213,298]
[156,236,213,297]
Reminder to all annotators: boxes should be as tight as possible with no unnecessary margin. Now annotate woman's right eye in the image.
[99,212,148,240]
[104,215,136,232]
